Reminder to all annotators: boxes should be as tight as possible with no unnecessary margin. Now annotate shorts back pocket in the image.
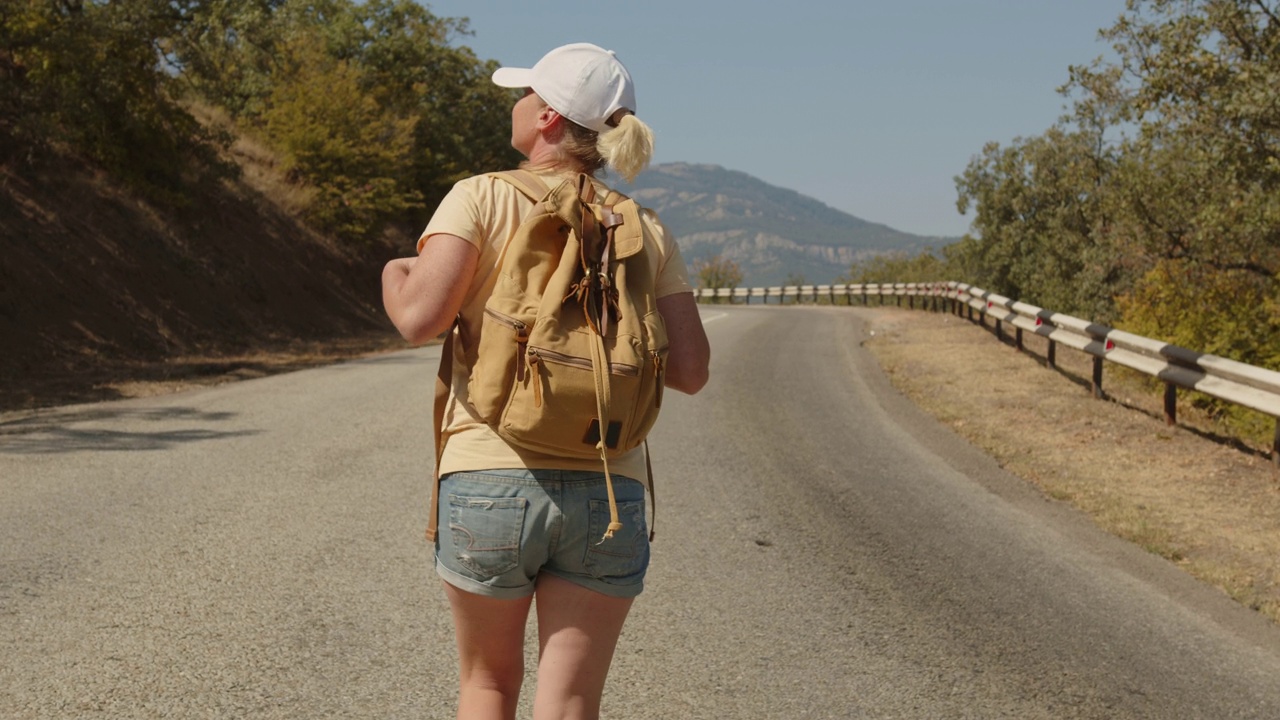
[448,495,528,578]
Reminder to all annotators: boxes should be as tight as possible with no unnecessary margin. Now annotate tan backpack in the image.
[427,169,668,543]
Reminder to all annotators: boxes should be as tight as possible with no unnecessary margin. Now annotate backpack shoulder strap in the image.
[488,169,552,202]
[426,327,455,543]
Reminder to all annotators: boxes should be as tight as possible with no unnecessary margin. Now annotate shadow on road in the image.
[0,406,258,455]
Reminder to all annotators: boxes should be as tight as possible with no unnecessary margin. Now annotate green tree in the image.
[954,125,1123,320]
[169,0,283,118]
[693,254,743,302]
[841,250,949,285]
[270,0,519,214]
[261,28,420,240]
[1062,0,1280,366]
[1,0,227,199]
[169,0,519,240]
[1069,0,1280,276]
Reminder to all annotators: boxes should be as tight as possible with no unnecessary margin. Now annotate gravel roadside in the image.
[862,306,1280,625]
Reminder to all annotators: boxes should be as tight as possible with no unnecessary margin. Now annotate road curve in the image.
[2,304,1279,719]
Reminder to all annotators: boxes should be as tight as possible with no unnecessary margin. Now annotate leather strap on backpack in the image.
[425,325,455,543]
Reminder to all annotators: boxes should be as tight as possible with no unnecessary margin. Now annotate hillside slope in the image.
[0,156,957,410]
[0,154,405,411]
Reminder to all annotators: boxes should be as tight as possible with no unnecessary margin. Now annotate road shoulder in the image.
[862,306,1280,625]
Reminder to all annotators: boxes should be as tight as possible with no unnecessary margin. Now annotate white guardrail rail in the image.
[694,281,1280,464]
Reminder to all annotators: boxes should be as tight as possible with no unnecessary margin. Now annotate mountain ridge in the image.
[617,162,958,286]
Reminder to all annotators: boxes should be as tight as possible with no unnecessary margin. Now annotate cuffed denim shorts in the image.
[434,469,650,600]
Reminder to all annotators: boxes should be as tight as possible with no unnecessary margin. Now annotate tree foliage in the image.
[170,0,520,236]
[693,254,743,301]
[259,26,420,239]
[841,250,947,285]
[954,126,1125,321]
[868,0,1280,372]
[2,0,519,238]
[1,0,229,201]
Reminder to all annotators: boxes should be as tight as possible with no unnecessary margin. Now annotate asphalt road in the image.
[3,305,1280,719]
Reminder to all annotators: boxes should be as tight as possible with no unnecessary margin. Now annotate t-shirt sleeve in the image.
[644,209,694,299]
[417,177,492,254]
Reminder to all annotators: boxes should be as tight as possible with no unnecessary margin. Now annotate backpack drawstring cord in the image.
[590,330,623,542]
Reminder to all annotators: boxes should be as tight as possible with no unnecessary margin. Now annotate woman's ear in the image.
[536,105,562,133]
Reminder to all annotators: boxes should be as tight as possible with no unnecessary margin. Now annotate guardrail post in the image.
[1047,339,1057,369]
[1163,383,1177,426]
[1273,421,1279,466]
[1015,327,1023,351]
[1092,356,1104,399]
[995,318,1004,343]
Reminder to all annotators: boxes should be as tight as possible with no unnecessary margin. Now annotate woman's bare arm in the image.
[657,292,710,394]
[381,234,479,345]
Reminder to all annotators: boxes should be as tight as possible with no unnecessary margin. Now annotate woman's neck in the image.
[522,140,590,177]
[521,159,592,178]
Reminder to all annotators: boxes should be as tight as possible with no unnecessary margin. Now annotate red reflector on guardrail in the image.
[1035,317,1043,326]
[1105,339,1115,351]
[987,301,993,309]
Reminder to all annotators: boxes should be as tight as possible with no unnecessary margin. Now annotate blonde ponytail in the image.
[598,114,654,183]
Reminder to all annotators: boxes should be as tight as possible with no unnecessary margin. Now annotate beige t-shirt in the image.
[419,169,693,479]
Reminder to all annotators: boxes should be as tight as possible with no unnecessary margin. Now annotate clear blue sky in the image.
[421,1,1124,238]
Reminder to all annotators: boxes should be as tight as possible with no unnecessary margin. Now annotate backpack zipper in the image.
[529,346,640,376]
[527,351,543,407]
[652,349,666,409]
[486,309,530,382]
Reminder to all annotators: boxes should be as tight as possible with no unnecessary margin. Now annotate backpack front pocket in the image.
[498,331,647,459]
[468,308,531,424]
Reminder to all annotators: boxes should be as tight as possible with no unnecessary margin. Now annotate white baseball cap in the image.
[492,43,636,134]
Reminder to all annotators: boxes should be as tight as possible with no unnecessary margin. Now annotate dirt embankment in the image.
[0,154,409,411]
[864,307,1280,625]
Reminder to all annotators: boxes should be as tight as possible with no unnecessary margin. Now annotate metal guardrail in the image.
[694,281,1280,463]
[693,283,926,304]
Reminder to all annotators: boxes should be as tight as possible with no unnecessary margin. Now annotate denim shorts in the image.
[434,469,650,600]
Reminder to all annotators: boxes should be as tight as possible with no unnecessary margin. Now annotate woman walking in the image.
[381,43,710,719]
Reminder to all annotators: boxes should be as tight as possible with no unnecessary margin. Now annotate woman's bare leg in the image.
[531,574,635,720]
[443,581,535,720]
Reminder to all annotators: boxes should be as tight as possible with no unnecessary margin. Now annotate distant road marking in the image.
[700,312,728,325]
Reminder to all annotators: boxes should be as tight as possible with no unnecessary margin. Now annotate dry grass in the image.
[227,133,316,217]
[864,306,1280,623]
[185,99,316,217]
